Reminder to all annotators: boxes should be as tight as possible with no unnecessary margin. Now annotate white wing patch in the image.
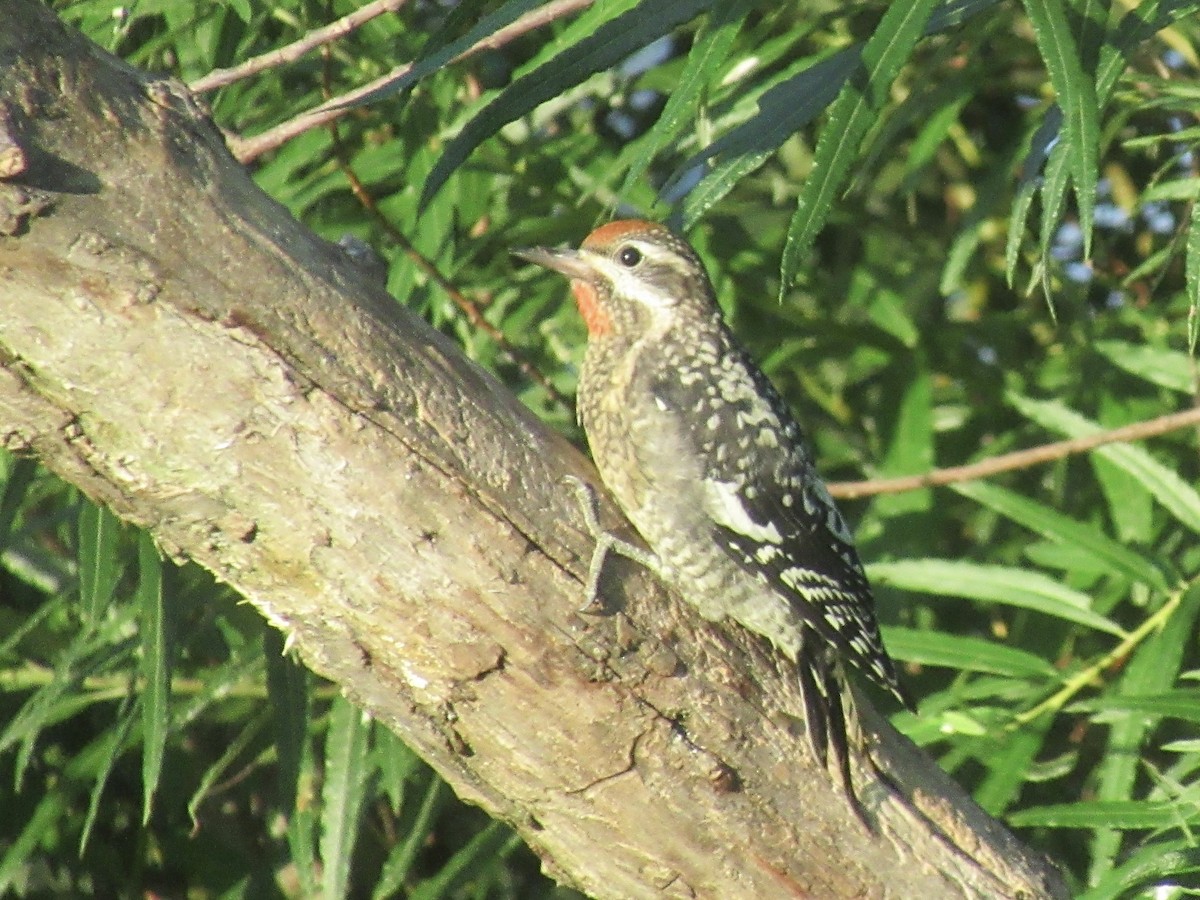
[704,478,783,544]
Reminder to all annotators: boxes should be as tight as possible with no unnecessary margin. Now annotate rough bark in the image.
[0,5,1067,898]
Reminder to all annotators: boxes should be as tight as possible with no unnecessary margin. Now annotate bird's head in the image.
[515,220,717,338]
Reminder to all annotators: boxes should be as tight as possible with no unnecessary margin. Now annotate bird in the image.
[515,219,911,804]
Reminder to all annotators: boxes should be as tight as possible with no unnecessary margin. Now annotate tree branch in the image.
[0,6,1065,898]
[225,0,595,163]
[188,0,411,94]
[829,406,1200,499]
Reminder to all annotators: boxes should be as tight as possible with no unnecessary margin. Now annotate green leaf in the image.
[973,718,1054,816]
[1189,188,1200,354]
[617,1,752,200]
[320,697,371,900]
[677,47,861,224]
[1030,137,1071,310]
[0,611,133,783]
[410,821,518,900]
[951,480,1169,591]
[1005,171,1040,286]
[372,729,424,814]
[1006,109,1059,285]
[422,0,712,207]
[677,0,1007,224]
[1021,0,1100,253]
[1080,838,1200,900]
[873,366,933,517]
[347,0,549,109]
[779,0,939,291]
[882,626,1054,678]
[1009,394,1200,534]
[265,629,309,817]
[1087,586,1200,882]
[1094,339,1197,395]
[78,501,124,625]
[1009,799,1190,829]
[77,707,137,853]
[0,792,66,895]
[375,775,445,900]
[138,532,169,826]
[868,559,1124,635]
[1141,177,1200,203]
[289,774,320,900]
[187,711,270,829]
[0,456,37,550]
[1074,690,1200,723]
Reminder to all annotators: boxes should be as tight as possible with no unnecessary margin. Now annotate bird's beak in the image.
[512,246,595,281]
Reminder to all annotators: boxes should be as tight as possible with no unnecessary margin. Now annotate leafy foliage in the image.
[8,0,1200,895]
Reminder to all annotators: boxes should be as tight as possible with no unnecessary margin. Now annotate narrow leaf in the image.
[1081,837,1200,900]
[780,0,939,290]
[375,776,444,899]
[0,456,37,550]
[868,558,1124,635]
[974,718,1054,816]
[675,47,861,220]
[1031,138,1071,311]
[1022,0,1100,252]
[422,0,711,207]
[952,481,1169,591]
[320,697,371,900]
[410,821,516,900]
[618,1,751,199]
[1188,187,1200,354]
[344,0,548,109]
[1010,799,1186,829]
[187,712,270,829]
[874,366,933,517]
[78,501,123,625]
[882,626,1055,678]
[78,708,137,853]
[266,629,309,817]
[1088,587,1200,882]
[1094,339,1197,395]
[1074,690,1200,723]
[1006,108,1061,284]
[138,532,169,826]
[0,793,66,894]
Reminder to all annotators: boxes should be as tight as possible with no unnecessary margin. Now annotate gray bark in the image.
[0,5,1067,898]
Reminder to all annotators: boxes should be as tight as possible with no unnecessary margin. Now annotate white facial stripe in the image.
[582,242,683,317]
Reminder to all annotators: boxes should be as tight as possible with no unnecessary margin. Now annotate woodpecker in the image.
[515,220,910,798]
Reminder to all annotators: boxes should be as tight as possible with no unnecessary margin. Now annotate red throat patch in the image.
[571,280,612,336]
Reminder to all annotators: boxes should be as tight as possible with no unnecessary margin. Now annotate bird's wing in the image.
[650,345,908,705]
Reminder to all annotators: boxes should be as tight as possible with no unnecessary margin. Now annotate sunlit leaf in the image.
[883,626,1054,677]
[868,559,1123,635]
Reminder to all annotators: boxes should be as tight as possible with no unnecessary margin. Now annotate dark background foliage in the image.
[4,0,1200,895]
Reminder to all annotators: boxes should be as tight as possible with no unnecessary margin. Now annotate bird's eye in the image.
[617,245,642,267]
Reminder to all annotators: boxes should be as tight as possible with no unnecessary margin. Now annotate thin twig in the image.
[227,0,595,163]
[1010,583,1187,728]
[829,406,1200,499]
[188,0,410,94]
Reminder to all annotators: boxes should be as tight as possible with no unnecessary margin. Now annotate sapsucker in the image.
[516,220,911,798]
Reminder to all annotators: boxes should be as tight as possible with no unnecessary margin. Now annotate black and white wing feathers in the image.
[656,340,910,708]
